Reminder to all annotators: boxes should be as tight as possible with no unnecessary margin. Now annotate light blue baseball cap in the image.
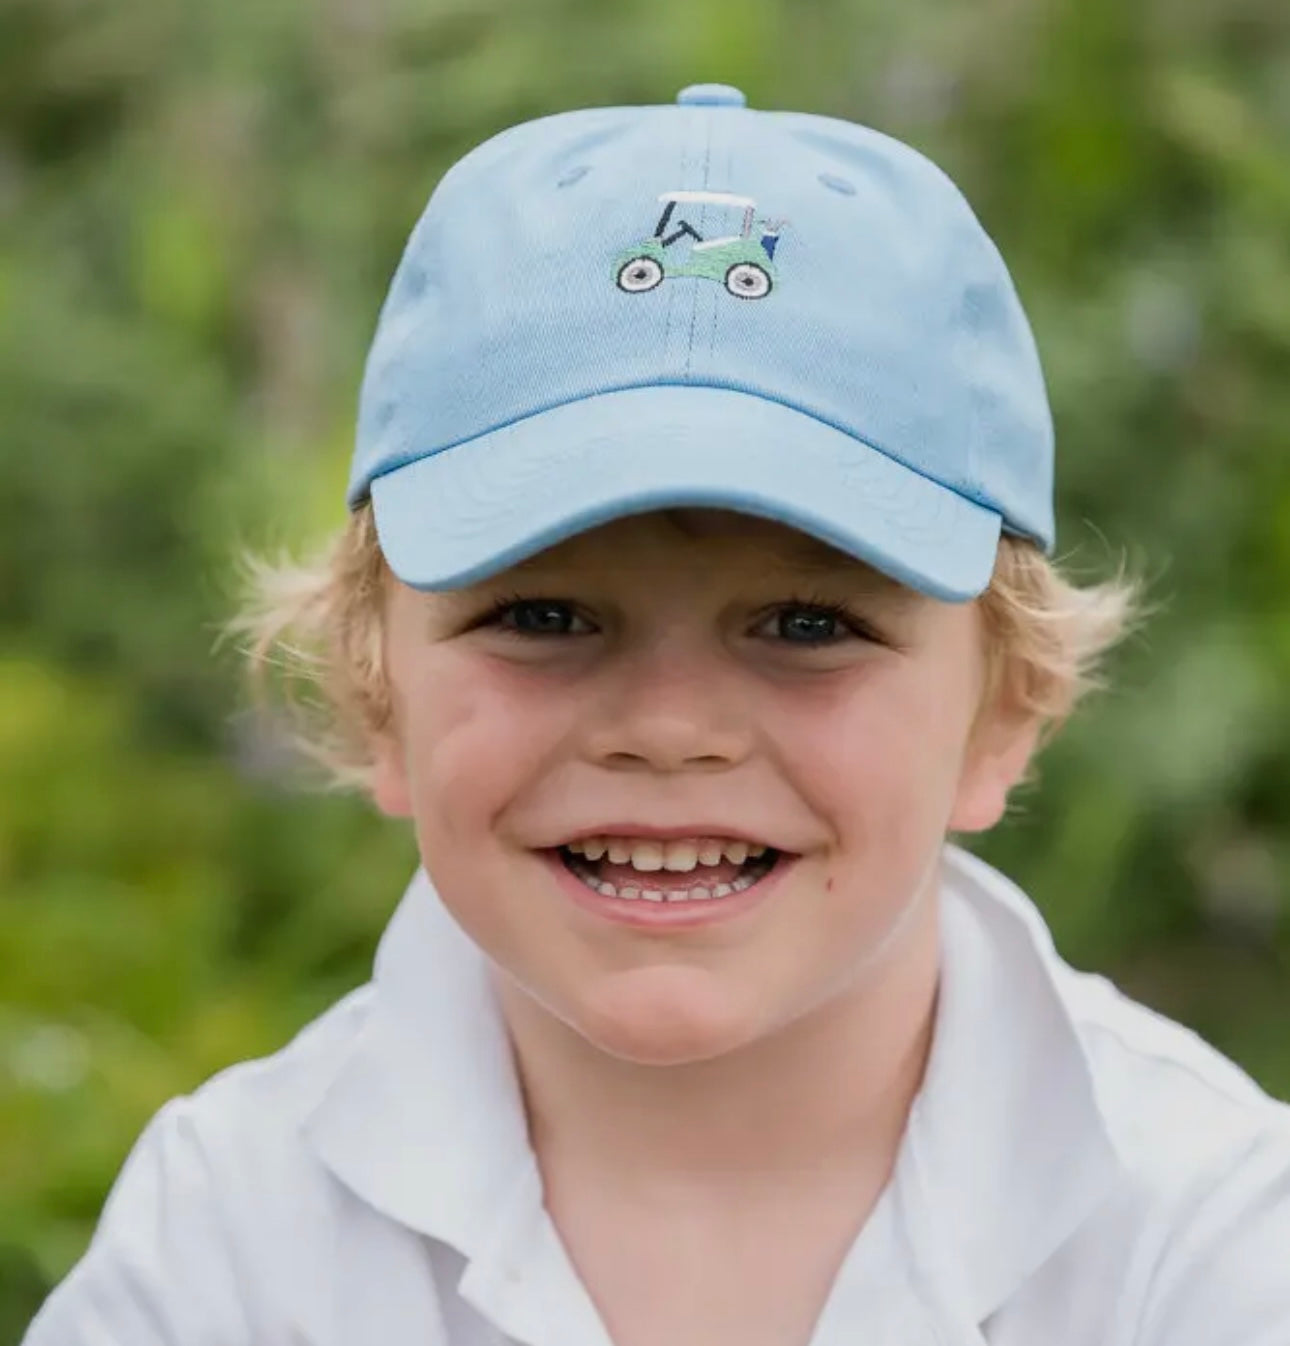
[348,84,1055,602]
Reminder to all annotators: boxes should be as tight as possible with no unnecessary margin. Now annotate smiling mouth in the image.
[555,838,784,904]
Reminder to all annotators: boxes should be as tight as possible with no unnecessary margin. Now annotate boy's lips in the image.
[552,822,785,847]
[540,847,796,929]
[530,824,805,929]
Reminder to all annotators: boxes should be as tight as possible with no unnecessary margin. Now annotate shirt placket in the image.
[458,1163,615,1346]
[807,1182,990,1346]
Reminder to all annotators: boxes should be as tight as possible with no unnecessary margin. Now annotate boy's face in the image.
[372,510,1035,1066]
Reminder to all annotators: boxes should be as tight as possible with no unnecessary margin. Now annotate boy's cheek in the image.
[381,682,576,849]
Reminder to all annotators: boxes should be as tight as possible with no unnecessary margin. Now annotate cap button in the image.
[675,84,748,108]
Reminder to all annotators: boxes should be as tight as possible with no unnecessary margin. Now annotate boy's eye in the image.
[473,597,877,646]
[758,602,871,646]
[490,599,592,636]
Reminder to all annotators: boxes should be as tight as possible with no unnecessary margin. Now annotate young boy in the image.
[25,84,1290,1346]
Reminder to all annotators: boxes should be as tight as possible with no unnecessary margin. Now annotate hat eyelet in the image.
[818,172,856,196]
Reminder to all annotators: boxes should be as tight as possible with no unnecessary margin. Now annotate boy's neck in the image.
[496,893,941,1199]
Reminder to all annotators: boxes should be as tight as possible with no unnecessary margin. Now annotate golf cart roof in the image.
[657,190,756,209]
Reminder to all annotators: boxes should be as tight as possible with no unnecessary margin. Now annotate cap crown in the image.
[350,90,1054,551]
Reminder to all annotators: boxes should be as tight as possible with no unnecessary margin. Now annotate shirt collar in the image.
[901,845,1125,1326]
[304,873,536,1261]
[304,845,1125,1327]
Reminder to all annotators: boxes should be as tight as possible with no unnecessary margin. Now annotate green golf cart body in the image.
[614,191,783,299]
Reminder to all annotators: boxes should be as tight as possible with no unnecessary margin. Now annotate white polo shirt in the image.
[24,847,1290,1345]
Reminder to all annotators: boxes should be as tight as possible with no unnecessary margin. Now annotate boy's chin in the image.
[569,967,771,1067]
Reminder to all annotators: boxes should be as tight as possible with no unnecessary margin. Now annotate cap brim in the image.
[368,386,1001,602]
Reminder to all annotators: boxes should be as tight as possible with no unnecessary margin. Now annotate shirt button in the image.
[675,84,748,108]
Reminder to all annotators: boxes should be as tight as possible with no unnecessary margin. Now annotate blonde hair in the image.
[230,502,1139,791]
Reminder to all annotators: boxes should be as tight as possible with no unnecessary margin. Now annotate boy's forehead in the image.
[500,509,905,588]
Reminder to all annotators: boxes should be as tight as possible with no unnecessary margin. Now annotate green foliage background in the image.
[2,0,1288,1333]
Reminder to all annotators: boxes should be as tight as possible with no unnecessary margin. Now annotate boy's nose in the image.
[582,653,752,773]
[590,718,742,773]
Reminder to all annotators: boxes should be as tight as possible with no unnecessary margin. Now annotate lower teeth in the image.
[569,857,773,902]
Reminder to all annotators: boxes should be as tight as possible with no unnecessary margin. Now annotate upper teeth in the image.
[565,837,768,871]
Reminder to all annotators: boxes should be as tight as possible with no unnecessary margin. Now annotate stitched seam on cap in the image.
[682,111,714,381]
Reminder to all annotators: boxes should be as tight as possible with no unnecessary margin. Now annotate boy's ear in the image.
[369,731,413,818]
[947,698,1041,834]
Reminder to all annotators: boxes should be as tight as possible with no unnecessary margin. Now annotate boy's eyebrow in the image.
[770,538,921,604]
[499,532,904,578]
[775,536,883,575]
[451,540,922,610]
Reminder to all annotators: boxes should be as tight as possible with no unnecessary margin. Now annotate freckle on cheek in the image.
[826,877,834,892]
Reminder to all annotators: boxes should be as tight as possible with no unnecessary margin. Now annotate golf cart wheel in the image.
[616,256,664,293]
[725,262,772,299]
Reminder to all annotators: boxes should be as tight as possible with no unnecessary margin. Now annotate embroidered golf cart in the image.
[614,191,785,299]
